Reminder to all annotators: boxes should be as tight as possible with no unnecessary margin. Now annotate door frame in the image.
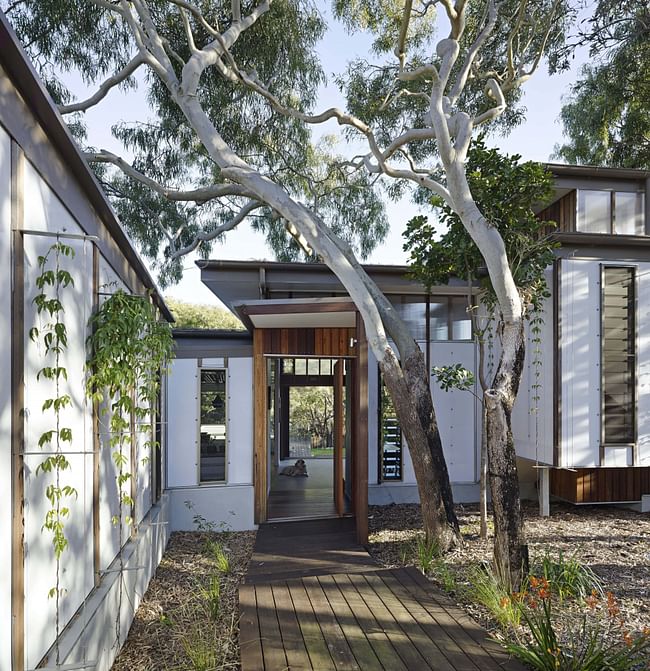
[252,320,368,543]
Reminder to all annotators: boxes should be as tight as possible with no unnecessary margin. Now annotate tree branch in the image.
[448,0,499,104]
[168,199,262,259]
[85,150,257,202]
[59,55,144,115]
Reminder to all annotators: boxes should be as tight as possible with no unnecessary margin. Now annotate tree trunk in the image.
[381,346,460,550]
[484,318,529,589]
[480,399,488,540]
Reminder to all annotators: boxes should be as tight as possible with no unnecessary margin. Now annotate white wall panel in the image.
[22,232,94,667]
[23,160,83,235]
[560,260,601,467]
[0,122,13,671]
[98,255,127,293]
[226,358,254,485]
[136,408,153,525]
[430,341,479,483]
[512,277,555,465]
[636,262,650,465]
[167,358,199,487]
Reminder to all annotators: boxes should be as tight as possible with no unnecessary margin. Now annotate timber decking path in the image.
[239,518,526,671]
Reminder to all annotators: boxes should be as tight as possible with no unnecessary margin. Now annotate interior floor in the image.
[267,457,351,520]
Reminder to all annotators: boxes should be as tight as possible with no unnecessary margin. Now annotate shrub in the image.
[505,578,650,671]
[534,550,604,602]
[467,564,524,627]
[416,535,441,574]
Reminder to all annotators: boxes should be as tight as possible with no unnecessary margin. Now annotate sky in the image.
[59,2,590,307]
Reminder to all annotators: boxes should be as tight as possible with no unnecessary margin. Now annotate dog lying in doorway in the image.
[279,459,308,477]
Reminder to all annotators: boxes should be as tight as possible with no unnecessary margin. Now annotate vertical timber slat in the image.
[254,329,268,524]
[355,315,369,544]
[92,244,101,586]
[334,362,344,517]
[11,141,25,671]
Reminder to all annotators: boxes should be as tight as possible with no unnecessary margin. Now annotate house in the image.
[167,166,650,543]
[0,13,173,671]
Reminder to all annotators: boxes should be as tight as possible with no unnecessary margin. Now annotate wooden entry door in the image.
[333,361,345,516]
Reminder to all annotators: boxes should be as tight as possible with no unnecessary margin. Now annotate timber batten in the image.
[550,467,650,503]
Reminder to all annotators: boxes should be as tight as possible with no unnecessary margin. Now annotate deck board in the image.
[239,519,527,671]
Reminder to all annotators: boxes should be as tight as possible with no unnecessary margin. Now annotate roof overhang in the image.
[199,259,473,318]
[235,297,356,331]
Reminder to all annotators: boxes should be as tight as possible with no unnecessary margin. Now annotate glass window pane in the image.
[615,192,645,235]
[451,297,473,340]
[307,358,320,375]
[200,369,226,482]
[577,190,611,233]
[294,358,307,375]
[391,295,426,340]
[429,299,448,340]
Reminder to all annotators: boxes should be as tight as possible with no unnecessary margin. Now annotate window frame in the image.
[600,264,637,460]
[577,189,646,236]
[197,365,229,485]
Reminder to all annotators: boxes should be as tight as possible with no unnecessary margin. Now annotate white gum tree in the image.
[8,0,573,584]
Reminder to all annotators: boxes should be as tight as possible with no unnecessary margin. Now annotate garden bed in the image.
[112,530,255,671]
[113,503,650,670]
[368,502,650,665]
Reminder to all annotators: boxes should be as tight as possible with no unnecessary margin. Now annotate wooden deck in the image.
[240,519,526,670]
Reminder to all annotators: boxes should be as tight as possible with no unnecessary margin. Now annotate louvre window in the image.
[601,267,635,445]
[199,369,227,482]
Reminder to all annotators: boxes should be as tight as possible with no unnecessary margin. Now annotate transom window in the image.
[577,190,645,235]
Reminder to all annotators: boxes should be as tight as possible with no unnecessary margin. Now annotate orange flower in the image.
[606,592,621,618]
[585,593,599,610]
[623,631,634,648]
[500,596,510,609]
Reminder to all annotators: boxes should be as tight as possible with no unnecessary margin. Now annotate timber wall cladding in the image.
[261,327,357,356]
[538,190,577,233]
[551,467,650,503]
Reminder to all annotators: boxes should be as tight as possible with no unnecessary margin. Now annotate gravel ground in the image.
[112,530,255,671]
[368,501,650,639]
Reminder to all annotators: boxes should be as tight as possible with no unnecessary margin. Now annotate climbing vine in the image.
[86,289,173,644]
[30,240,78,665]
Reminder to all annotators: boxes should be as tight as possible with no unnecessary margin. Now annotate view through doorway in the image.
[267,357,353,520]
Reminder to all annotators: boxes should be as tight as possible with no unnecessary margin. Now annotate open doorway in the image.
[267,357,352,520]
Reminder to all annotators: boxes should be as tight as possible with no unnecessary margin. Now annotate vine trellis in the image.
[31,240,174,660]
[86,288,173,646]
[30,240,78,667]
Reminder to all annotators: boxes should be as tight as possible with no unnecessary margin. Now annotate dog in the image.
[279,459,308,477]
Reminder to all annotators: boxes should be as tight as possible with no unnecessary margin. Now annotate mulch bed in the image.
[112,502,650,670]
[368,501,650,638]
[112,530,255,671]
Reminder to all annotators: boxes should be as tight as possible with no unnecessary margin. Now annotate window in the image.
[390,295,427,341]
[577,190,645,235]
[378,375,402,481]
[199,369,227,482]
[430,295,473,341]
[601,267,635,446]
